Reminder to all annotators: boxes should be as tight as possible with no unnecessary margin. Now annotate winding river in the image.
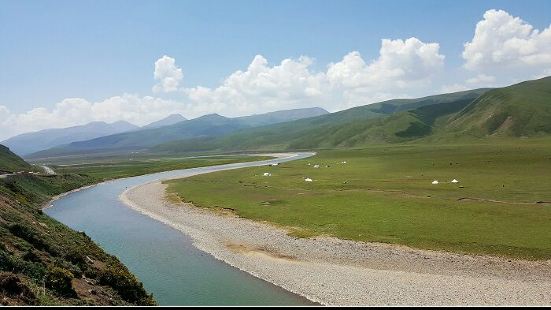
[45,153,315,306]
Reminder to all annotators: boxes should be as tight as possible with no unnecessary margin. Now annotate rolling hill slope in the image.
[155,77,551,153]
[153,88,488,153]
[445,76,551,137]
[0,145,31,173]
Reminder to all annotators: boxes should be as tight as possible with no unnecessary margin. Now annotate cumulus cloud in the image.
[0,95,190,140]
[327,37,445,107]
[1,37,448,140]
[463,9,551,76]
[185,37,445,114]
[328,38,444,85]
[466,74,496,85]
[185,55,328,116]
[152,55,183,93]
[440,84,469,93]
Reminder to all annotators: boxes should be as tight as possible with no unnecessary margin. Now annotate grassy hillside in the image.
[0,155,154,305]
[0,145,31,173]
[154,89,488,153]
[0,177,155,306]
[237,107,329,126]
[156,77,551,154]
[444,76,551,137]
[166,141,551,260]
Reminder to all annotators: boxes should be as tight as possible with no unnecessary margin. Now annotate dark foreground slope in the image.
[0,146,154,306]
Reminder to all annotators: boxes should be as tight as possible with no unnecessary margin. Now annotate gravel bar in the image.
[120,181,551,306]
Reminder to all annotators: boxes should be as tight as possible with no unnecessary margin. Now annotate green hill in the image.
[155,77,551,153]
[0,145,31,173]
[153,88,488,153]
[444,76,551,137]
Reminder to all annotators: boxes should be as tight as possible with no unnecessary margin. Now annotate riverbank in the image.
[0,173,155,305]
[42,153,288,210]
[121,181,551,306]
[45,153,314,305]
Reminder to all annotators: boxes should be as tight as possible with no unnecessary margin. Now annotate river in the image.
[45,153,316,306]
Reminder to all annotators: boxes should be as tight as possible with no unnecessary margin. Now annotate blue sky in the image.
[1,0,550,139]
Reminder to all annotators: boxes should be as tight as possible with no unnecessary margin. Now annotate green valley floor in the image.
[165,140,551,260]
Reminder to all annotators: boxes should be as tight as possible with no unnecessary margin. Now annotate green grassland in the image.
[166,140,551,260]
[51,155,271,181]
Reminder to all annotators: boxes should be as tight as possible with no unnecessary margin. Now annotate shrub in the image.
[0,272,37,305]
[45,267,76,298]
[99,263,154,305]
[8,224,52,254]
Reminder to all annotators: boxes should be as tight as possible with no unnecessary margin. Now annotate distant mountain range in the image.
[151,76,550,153]
[152,88,489,153]
[2,121,139,156]
[22,76,551,159]
[142,114,187,129]
[26,107,329,158]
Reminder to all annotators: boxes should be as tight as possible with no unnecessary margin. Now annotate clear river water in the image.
[45,153,316,306]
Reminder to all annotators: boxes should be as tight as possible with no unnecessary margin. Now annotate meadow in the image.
[166,139,551,260]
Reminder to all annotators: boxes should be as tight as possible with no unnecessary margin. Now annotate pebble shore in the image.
[121,181,551,306]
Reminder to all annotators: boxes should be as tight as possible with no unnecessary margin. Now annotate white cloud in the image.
[0,105,10,123]
[0,95,190,140]
[2,26,457,144]
[2,37,448,140]
[152,55,183,93]
[440,84,469,93]
[463,9,551,75]
[326,37,445,107]
[185,37,445,114]
[466,74,496,85]
[185,55,329,116]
